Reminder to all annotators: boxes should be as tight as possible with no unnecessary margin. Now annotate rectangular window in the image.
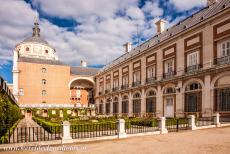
[113,78,119,88]
[122,75,129,85]
[164,59,174,73]
[133,71,140,82]
[99,84,103,93]
[106,82,111,90]
[147,66,155,79]
[19,88,24,96]
[187,52,198,66]
[220,40,230,57]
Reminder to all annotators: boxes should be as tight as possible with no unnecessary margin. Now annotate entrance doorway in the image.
[25,110,32,119]
[165,97,174,117]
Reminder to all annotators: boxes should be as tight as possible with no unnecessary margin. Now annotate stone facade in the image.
[95,1,230,117]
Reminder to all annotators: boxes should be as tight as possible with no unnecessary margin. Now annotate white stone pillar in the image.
[188,115,196,130]
[214,113,221,127]
[61,121,73,144]
[159,117,168,134]
[117,119,127,138]
[203,75,212,117]
[176,81,183,117]
[118,93,122,116]
[12,49,19,100]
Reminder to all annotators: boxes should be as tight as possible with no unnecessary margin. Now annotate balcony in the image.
[132,81,141,87]
[121,84,129,90]
[146,77,156,84]
[112,87,119,92]
[185,64,202,73]
[214,56,230,65]
[163,71,176,80]
[105,89,110,94]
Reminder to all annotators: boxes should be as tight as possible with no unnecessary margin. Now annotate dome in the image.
[22,20,49,45]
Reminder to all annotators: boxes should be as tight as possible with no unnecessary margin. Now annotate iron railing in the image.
[214,56,230,65]
[185,64,202,73]
[125,120,159,134]
[121,84,129,90]
[146,77,156,84]
[0,126,62,144]
[166,118,189,132]
[132,81,141,87]
[163,71,176,80]
[70,122,117,139]
[196,117,214,127]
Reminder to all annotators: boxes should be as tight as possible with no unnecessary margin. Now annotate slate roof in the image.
[99,0,230,73]
[23,36,49,45]
[70,66,99,76]
[18,57,67,66]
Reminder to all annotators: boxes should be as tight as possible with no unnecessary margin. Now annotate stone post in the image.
[61,121,73,144]
[214,113,221,127]
[117,119,127,138]
[188,115,196,130]
[159,117,168,134]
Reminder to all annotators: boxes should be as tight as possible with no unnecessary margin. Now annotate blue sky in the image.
[0,0,207,83]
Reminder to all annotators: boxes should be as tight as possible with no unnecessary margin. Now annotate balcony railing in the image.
[112,87,119,92]
[146,77,156,84]
[214,56,230,65]
[163,71,176,79]
[132,81,141,87]
[121,84,129,90]
[185,64,202,73]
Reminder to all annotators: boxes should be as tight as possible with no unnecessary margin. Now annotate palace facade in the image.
[94,0,230,118]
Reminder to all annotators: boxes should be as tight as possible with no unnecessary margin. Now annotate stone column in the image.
[141,88,146,117]
[176,81,183,117]
[118,93,122,116]
[158,117,168,134]
[203,75,212,117]
[128,91,133,117]
[214,113,221,127]
[61,121,73,144]
[188,115,196,130]
[110,98,113,116]
[156,85,163,117]
[117,119,127,138]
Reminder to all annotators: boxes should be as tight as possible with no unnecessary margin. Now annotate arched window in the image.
[164,87,175,94]
[26,47,30,51]
[42,79,47,85]
[146,90,156,97]
[42,90,47,96]
[113,97,119,114]
[133,93,141,99]
[185,83,201,91]
[122,95,129,114]
[122,95,128,100]
[45,50,49,54]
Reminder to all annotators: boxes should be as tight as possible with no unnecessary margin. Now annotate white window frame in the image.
[106,82,111,90]
[113,78,119,88]
[187,51,198,66]
[19,88,24,96]
[219,39,230,57]
[165,59,174,73]
[133,71,140,82]
[147,66,155,79]
[122,75,129,85]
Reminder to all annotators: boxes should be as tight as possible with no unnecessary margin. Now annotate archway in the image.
[133,92,141,116]
[113,96,119,115]
[146,89,156,116]
[69,78,94,107]
[122,94,129,115]
[163,86,176,118]
[25,110,32,119]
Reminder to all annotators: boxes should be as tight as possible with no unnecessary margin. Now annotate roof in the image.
[99,0,230,73]
[18,57,67,66]
[70,66,99,76]
[23,36,49,45]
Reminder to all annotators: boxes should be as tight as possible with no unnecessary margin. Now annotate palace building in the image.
[12,19,98,116]
[94,0,230,118]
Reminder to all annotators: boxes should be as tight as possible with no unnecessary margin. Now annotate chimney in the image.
[155,19,166,33]
[207,0,218,6]
[123,42,132,53]
[81,60,87,67]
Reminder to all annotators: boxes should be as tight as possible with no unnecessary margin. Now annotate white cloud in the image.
[169,0,206,11]
[142,1,163,17]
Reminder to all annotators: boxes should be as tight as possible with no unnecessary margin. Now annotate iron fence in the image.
[125,120,159,134]
[166,118,189,132]
[196,117,214,127]
[70,122,117,139]
[0,126,62,144]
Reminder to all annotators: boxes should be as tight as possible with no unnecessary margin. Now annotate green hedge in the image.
[32,116,61,133]
[71,122,117,132]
